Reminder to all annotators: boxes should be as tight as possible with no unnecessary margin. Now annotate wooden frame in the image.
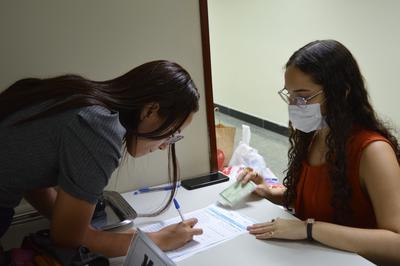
[199,0,218,172]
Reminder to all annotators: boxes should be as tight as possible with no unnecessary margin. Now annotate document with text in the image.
[140,204,258,262]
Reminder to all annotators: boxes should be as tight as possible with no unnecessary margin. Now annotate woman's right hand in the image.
[147,218,203,251]
[237,168,273,198]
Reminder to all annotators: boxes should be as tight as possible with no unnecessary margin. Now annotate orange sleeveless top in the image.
[294,127,391,228]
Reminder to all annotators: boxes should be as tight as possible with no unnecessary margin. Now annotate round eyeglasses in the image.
[163,133,184,145]
[278,88,323,107]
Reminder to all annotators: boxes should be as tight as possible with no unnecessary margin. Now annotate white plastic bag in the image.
[228,125,279,184]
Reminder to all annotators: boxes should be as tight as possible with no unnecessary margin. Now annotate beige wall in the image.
[0,0,211,200]
[209,0,400,130]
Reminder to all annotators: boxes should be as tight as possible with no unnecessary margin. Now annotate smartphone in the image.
[181,172,229,190]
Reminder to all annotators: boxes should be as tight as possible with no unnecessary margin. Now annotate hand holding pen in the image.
[148,216,203,251]
[144,195,203,250]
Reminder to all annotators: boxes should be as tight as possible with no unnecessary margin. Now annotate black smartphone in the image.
[181,172,229,190]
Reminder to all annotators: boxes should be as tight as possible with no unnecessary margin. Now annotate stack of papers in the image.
[140,204,257,262]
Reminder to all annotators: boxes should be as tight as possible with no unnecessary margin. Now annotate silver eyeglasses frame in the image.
[163,133,184,145]
[278,88,323,107]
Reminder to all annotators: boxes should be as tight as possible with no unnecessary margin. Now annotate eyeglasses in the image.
[278,88,323,107]
[163,132,184,145]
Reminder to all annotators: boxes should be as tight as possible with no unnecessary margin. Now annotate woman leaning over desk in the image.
[241,40,400,265]
[0,60,203,257]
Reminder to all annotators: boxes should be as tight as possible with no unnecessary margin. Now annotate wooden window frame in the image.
[199,0,218,172]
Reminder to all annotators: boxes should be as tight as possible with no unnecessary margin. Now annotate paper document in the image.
[140,204,257,262]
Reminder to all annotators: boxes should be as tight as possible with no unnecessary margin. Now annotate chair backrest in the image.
[123,229,175,266]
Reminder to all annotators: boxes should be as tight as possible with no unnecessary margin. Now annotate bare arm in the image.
[239,169,286,205]
[51,189,202,257]
[249,141,400,265]
[50,188,129,256]
[256,184,286,206]
[344,140,400,263]
[82,217,203,256]
[312,221,400,265]
[82,226,135,257]
[23,186,134,256]
[308,141,400,264]
[24,187,58,219]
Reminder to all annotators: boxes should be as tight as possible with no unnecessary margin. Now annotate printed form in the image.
[140,204,257,262]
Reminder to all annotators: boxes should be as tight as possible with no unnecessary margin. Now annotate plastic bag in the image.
[228,125,279,184]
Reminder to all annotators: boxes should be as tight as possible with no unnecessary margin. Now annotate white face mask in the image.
[288,103,327,133]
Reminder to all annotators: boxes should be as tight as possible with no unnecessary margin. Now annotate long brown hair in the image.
[283,40,400,224]
[0,60,200,214]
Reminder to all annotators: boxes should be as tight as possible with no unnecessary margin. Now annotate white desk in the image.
[111,177,374,266]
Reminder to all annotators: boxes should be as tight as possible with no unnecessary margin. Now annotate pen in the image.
[133,184,181,195]
[173,198,185,221]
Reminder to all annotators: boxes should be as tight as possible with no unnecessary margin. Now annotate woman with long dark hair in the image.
[0,60,203,257]
[241,40,400,264]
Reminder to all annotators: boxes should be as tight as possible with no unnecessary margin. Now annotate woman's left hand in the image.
[247,218,307,240]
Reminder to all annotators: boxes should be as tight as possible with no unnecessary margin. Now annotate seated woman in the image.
[240,40,400,265]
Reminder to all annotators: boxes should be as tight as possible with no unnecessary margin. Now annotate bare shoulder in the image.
[362,138,395,164]
[360,140,400,231]
[360,141,400,176]
[360,140,399,185]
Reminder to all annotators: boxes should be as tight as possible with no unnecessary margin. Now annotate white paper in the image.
[140,204,257,262]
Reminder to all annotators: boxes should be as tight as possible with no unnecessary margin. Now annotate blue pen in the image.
[173,198,185,221]
[133,184,181,195]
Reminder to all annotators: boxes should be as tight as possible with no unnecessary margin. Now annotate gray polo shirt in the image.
[0,103,126,208]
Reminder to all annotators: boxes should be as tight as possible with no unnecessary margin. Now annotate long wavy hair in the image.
[0,60,200,215]
[282,40,400,224]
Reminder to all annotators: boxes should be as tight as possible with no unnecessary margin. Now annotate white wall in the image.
[209,0,400,130]
[0,0,211,198]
